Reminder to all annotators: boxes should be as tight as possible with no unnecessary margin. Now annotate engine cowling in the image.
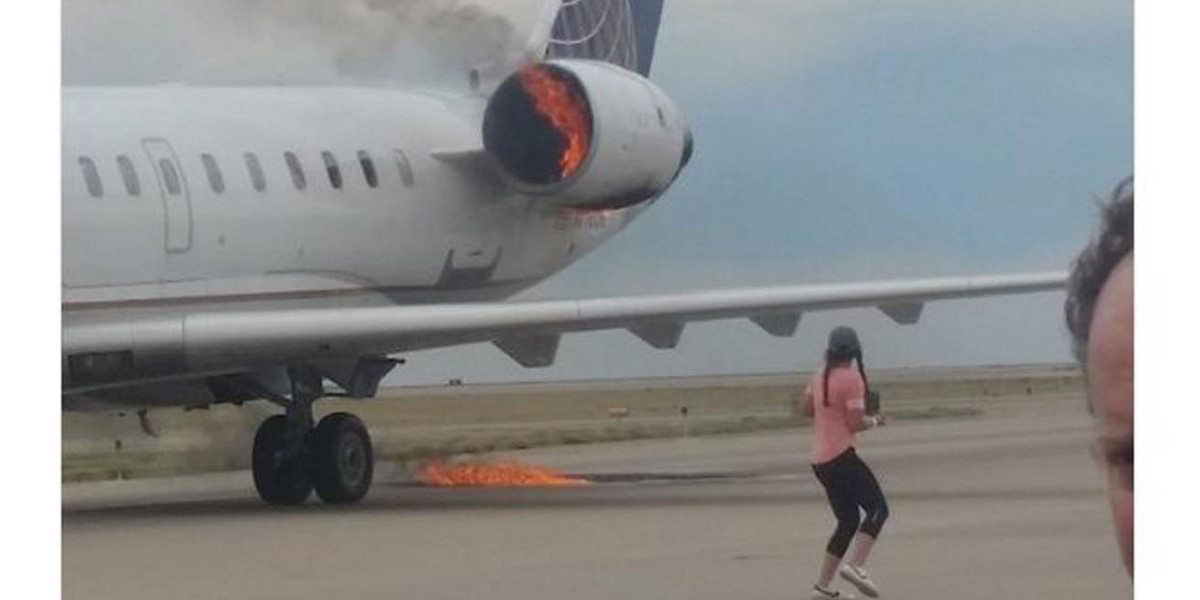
[483,60,692,209]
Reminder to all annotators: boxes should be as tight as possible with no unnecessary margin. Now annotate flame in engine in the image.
[419,460,590,487]
[517,66,591,179]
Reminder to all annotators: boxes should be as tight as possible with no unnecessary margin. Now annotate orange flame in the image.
[419,460,590,487]
[518,67,591,179]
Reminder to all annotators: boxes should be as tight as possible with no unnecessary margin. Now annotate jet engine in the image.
[483,60,692,209]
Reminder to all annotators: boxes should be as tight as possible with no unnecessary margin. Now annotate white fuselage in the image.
[62,86,643,322]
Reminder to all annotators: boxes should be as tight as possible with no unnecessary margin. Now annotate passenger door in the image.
[141,138,193,253]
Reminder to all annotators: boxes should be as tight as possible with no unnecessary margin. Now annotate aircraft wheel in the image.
[252,415,312,505]
[307,412,374,504]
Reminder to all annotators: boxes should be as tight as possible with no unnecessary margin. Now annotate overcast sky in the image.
[62,0,1132,384]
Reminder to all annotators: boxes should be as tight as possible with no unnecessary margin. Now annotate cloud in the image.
[658,0,1131,92]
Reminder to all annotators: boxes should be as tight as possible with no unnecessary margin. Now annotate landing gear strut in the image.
[250,366,375,505]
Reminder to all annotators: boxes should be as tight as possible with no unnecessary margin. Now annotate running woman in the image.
[802,326,889,599]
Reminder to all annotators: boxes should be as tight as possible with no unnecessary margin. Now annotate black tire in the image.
[252,415,312,505]
[307,413,374,504]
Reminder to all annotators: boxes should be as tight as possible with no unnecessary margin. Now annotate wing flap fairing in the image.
[750,312,803,337]
[878,302,925,325]
[494,334,562,367]
[628,320,686,349]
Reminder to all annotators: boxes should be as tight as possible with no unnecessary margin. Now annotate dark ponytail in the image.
[855,349,870,400]
[822,350,834,407]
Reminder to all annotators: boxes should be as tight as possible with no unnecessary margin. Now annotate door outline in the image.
[141,138,194,253]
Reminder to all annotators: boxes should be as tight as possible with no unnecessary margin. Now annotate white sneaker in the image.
[838,564,879,598]
[810,584,857,600]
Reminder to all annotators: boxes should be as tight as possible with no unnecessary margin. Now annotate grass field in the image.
[62,365,1082,482]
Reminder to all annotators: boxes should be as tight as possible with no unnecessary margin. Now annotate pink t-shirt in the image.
[807,364,867,464]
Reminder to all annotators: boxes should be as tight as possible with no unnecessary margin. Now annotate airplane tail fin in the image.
[542,0,666,77]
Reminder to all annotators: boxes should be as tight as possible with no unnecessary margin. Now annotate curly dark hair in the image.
[1064,177,1134,363]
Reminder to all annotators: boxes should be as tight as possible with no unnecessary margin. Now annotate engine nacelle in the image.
[483,60,692,209]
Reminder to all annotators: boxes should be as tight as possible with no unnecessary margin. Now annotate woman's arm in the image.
[838,374,883,431]
[793,385,815,418]
[843,406,882,432]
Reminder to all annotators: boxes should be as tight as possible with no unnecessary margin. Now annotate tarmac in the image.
[63,389,1130,600]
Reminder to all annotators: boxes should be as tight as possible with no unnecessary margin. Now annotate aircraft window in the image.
[79,156,103,197]
[394,149,414,187]
[158,159,182,195]
[357,151,378,188]
[201,153,225,193]
[322,151,343,190]
[284,152,307,190]
[116,155,140,196]
[244,152,266,192]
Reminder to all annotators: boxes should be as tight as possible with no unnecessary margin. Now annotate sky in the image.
[61,0,1133,384]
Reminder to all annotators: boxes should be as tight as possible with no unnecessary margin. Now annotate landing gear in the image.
[248,366,377,506]
[307,413,373,504]
[252,415,312,505]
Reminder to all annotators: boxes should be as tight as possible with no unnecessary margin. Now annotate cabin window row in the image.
[76,149,416,198]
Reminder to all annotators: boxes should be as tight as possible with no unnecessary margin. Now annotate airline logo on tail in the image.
[544,0,665,77]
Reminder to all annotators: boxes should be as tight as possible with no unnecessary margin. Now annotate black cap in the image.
[827,326,861,354]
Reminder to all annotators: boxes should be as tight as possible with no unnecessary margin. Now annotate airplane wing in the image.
[64,272,1065,395]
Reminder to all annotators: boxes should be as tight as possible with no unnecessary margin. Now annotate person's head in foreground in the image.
[1064,177,1133,575]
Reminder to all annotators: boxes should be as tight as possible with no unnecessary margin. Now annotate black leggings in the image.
[812,447,889,558]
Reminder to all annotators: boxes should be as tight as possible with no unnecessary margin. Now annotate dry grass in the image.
[62,366,1080,482]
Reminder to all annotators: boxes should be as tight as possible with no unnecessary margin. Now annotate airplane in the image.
[62,0,1066,506]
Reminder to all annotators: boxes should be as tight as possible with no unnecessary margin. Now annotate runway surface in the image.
[63,394,1130,600]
